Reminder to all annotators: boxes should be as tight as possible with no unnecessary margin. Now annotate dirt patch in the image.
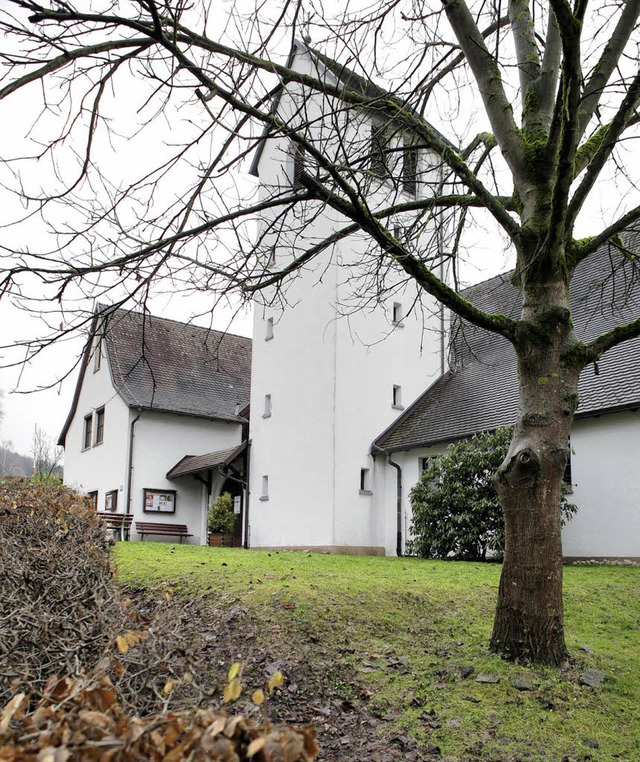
[112,588,420,761]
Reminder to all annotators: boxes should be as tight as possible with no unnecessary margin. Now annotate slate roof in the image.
[104,308,252,420]
[59,307,252,445]
[375,231,640,452]
[166,442,247,480]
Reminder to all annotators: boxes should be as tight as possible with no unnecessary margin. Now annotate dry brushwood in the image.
[0,674,319,761]
[0,479,124,705]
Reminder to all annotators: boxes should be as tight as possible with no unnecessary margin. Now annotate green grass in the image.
[115,543,639,761]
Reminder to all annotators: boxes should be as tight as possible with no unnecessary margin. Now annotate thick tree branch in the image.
[577,0,640,141]
[570,205,640,267]
[441,0,525,180]
[567,70,640,230]
[509,0,541,99]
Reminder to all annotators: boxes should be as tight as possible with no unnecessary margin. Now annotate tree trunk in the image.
[490,278,581,665]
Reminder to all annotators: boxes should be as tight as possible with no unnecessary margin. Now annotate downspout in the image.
[387,454,403,557]
[126,409,141,515]
[243,440,251,548]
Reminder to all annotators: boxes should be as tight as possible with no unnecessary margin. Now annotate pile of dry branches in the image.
[0,479,123,706]
[0,479,320,760]
[0,674,318,761]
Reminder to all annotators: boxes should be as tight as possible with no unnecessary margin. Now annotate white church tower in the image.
[247,41,448,555]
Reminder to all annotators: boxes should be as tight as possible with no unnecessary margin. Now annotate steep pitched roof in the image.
[59,307,252,445]
[249,39,453,177]
[375,231,640,452]
[105,308,252,420]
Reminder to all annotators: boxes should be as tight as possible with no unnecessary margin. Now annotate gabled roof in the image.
[249,39,453,177]
[375,231,640,452]
[59,306,252,445]
[166,441,247,480]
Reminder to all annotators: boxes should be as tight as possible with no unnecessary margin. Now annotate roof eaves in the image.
[371,370,453,453]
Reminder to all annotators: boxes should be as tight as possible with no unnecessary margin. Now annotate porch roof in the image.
[166,441,247,479]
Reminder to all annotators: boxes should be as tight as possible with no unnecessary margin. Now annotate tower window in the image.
[292,144,305,188]
[260,475,269,501]
[403,138,418,196]
[392,385,403,409]
[263,394,272,418]
[371,122,392,177]
[359,468,372,494]
[265,317,274,341]
[392,302,403,325]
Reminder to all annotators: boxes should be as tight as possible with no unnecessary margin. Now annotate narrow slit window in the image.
[93,337,103,372]
[392,302,403,325]
[263,394,272,418]
[360,468,371,493]
[265,317,274,341]
[292,144,305,188]
[371,123,391,177]
[392,385,403,408]
[402,139,418,196]
[260,475,269,501]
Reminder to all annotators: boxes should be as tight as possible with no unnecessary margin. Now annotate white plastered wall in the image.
[63,339,131,512]
[387,412,640,560]
[129,411,244,545]
[563,411,640,559]
[248,45,445,553]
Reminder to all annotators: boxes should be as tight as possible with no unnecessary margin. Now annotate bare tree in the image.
[0,0,639,664]
[31,424,63,480]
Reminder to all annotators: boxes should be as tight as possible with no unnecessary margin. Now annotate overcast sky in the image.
[0,5,637,458]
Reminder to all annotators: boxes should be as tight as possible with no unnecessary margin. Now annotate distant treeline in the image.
[0,446,33,477]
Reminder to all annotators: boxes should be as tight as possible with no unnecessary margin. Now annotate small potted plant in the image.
[207,492,236,547]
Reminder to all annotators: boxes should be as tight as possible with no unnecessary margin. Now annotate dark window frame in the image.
[94,407,105,445]
[105,489,118,512]
[83,414,93,450]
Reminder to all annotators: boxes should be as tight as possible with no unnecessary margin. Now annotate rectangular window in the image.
[268,247,276,267]
[263,394,272,418]
[87,490,98,510]
[94,407,105,445]
[371,122,391,177]
[402,139,418,196]
[265,317,274,341]
[420,457,430,473]
[359,468,372,494]
[83,414,93,450]
[392,385,403,409]
[392,302,403,325]
[93,338,103,372]
[292,144,305,188]
[105,489,118,512]
[260,475,269,501]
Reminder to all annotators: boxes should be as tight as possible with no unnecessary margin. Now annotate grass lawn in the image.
[115,543,639,761]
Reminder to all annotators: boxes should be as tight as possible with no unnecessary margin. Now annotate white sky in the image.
[0,3,637,457]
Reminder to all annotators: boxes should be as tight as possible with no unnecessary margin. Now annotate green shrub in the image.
[207,492,236,534]
[408,428,577,561]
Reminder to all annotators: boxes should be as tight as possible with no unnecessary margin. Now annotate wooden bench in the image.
[135,521,193,543]
[97,512,133,541]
